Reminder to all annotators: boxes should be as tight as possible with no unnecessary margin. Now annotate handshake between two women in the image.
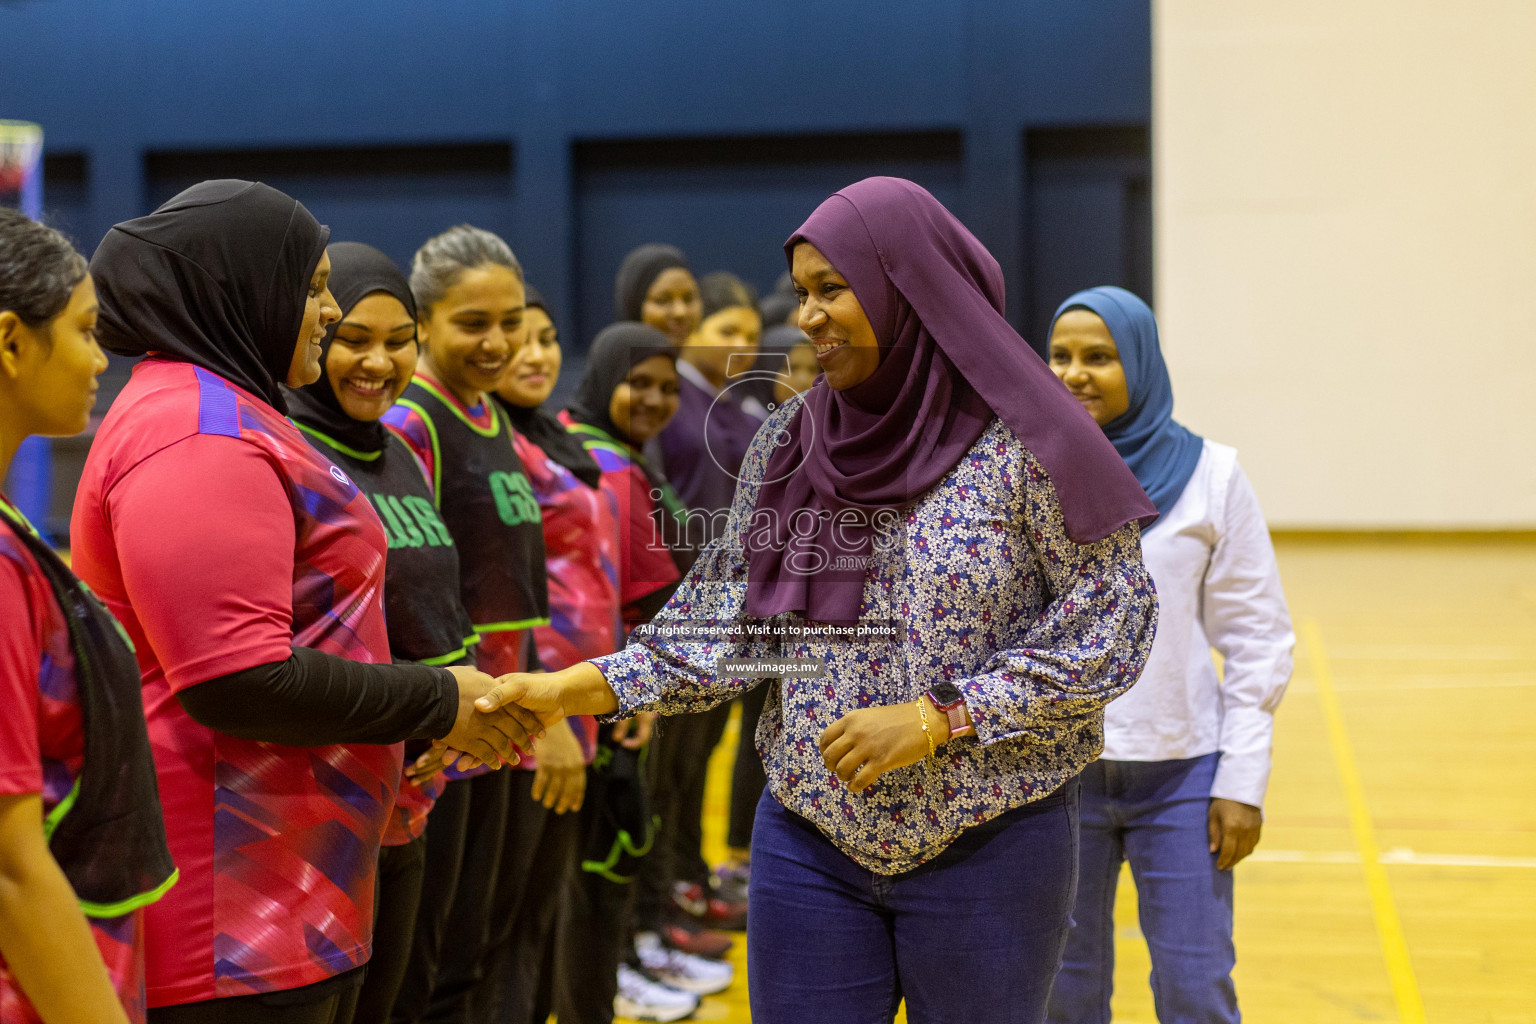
[408,663,622,779]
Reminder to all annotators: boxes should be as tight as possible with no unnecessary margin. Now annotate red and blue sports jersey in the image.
[0,506,148,1024]
[559,415,683,632]
[70,359,399,1007]
[514,430,619,763]
[515,430,621,670]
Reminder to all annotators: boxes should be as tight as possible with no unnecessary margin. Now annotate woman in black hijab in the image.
[72,182,533,1024]
[285,242,480,1024]
[565,322,690,595]
[613,245,703,349]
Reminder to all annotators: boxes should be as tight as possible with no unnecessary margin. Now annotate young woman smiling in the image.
[473,179,1159,1024]
[73,183,525,1024]
[614,244,703,349]
[381,226,551,1024]
[0,209,176,1024]
[1045,287,1293,1024]
[284,242,479,1024]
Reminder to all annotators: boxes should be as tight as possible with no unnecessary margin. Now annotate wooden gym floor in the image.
[631,535,1536,1023]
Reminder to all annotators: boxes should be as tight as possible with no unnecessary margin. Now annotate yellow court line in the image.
[1302,618,1427,1024]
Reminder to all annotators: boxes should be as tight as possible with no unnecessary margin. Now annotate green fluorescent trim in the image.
[395,398,444,502]
[294,422,384,462]
[0,497,42,540]
[79,868,179,918]
[420,647,468,667]
[567,422,628,448]
[413,375,501,438]
[42,778,80,841]
[567,427,681,519]
[465,632,483,647]
[581,439,632,459]
[579,814,659,884]
[473,617,551,633]
[42,779,179,916]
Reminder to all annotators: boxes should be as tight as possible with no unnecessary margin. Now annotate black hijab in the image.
[286,242,416,454]
[566,322,678,481]
[90,180,330,414]
[495,286,603,489]
[613,244,690,322]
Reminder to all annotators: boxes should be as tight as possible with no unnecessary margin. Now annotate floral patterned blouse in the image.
[590,394,1158,875]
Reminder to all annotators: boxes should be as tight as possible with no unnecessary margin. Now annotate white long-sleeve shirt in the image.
[1103,439,1294,809]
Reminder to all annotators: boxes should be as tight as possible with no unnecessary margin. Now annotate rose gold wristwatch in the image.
[926,681,975,739]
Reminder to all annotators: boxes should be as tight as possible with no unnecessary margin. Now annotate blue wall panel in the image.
[571,133,965,344]
[2,0,1149,306]
[2,0,1150,522]
[143,144,517,277]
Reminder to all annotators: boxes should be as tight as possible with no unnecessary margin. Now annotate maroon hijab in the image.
[744,177,1155,625]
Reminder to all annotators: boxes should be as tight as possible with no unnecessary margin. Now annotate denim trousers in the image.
[748,780,1080,1024]
[1046,753,1239,1024]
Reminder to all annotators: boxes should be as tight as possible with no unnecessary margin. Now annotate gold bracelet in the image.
[916,697,936,758]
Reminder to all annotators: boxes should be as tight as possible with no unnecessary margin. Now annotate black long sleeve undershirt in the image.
[176,646,459,747]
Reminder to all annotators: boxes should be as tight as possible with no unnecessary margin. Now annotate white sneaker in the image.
[634,931,735,995]
[614,961,699,1022]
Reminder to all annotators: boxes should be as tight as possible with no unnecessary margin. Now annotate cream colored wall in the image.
[1154,1,1536,527]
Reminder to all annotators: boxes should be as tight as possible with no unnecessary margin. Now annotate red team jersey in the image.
[70,360,398,1006]
[514,430,618,761]
[559,415,684,630]
[0,508,147,1024]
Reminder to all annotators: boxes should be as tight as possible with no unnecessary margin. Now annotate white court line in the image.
[1251,848,1536,869]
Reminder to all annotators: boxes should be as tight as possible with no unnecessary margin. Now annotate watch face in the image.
[929,681,962,706]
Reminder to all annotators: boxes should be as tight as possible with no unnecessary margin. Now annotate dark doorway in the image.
[1023,125,1151,356]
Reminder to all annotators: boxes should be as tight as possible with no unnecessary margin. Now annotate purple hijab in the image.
[744,177,1155,625]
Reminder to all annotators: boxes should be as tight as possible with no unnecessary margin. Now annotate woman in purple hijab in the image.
[474,178,1160,1024]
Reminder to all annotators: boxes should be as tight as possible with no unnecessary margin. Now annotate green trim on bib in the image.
[294,422,384,462]
[412,376,501,438]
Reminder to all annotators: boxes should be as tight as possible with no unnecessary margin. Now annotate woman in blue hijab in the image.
[1045,286,1295,1024]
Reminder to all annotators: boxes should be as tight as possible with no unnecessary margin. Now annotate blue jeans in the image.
[748,780,1080,1024]
[1046,753,1239,1024]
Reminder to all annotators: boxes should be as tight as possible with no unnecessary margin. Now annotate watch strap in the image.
[943,703,975,739]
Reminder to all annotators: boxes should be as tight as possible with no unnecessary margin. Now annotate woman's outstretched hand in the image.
[444,665,547,766]
[420,663,623,775]
[819,700,938,794]
[407,666,552,779]
[474,672,573,727]
[475,661,622,724]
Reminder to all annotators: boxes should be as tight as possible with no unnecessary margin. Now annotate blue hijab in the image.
[1050,286,1203,525]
